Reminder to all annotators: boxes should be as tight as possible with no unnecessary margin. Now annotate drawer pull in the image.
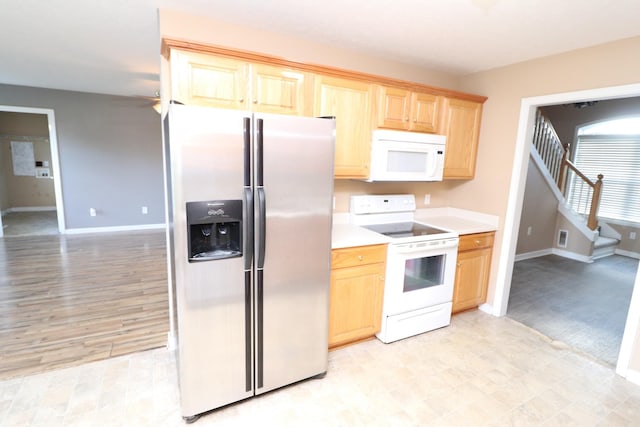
[358,255,363,261]
[475,240,482,245]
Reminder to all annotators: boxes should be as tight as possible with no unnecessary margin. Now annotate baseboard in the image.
[552,248,593,263]
[478,303,495,316]
[166,331,177,351]
[624,368,640,387]
[514,249,553,262]
[516,248,592,263]
[516,247,630,263]
[65,223,166,234]
[615,249,640,260]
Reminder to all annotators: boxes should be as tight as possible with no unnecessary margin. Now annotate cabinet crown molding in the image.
[162,38,487,104]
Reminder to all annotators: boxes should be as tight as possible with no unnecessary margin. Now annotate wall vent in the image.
[558,229,568,248]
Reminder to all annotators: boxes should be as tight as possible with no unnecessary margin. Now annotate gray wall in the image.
[516,158,558,255]
[0,84,164,229]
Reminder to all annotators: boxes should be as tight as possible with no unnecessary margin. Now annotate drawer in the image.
[332,244,387,269]
[458,232,494,252]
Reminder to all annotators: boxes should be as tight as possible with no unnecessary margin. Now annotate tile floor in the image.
[2,310,640,426]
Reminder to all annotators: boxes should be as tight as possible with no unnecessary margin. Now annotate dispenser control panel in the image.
[186,200,243,262]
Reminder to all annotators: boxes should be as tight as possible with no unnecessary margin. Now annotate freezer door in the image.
[254,113,335,394]
[166,105,254,416]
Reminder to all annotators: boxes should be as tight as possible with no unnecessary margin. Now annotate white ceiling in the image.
[2,0,640,98]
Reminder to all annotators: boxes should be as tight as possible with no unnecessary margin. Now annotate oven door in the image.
[382,239,458,316]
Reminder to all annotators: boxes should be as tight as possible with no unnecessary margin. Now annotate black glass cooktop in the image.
[363,222,449,238]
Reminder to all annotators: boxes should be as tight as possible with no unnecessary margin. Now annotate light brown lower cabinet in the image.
[328,244,386,349]
[452,232,495,314]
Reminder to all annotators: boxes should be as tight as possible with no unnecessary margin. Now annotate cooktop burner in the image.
[363,221,450,238]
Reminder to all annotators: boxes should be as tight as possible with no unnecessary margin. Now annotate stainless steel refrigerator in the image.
[162,103,335,422]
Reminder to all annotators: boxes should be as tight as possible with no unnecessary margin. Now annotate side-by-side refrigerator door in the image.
[253,113,335,394]
[167,104,254,417]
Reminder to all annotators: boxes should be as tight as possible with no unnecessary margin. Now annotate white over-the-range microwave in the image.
[365,129,446,182]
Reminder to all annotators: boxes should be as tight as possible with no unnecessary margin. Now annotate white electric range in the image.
[350,195,459,343]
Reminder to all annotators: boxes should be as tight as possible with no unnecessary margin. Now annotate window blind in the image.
[570,135,640,223]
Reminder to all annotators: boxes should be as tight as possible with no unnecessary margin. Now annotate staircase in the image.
[532,110,619,260]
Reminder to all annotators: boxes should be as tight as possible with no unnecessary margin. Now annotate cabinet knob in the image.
[404,116,409,122]
[457,262,461,267]
[253,99,258,104]
[475,240,482,245]
[358,255,363,261]
[238,98,244,103]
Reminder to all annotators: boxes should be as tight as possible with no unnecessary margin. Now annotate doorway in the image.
[0,106,65,237]
[492,83,640,382]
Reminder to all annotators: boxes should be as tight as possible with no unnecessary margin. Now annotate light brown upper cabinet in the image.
[314,76,374,179]
[376,86,441,133]
[163,40,486,180]
[169,49,311,115]
[249,63,311,115]
[439,98,483,179]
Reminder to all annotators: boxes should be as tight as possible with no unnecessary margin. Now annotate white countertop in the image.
[331,223,391,249]
[331,208,498,249]
[414,207,499,235]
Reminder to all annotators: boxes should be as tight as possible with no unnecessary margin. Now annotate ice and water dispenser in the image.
[186,200,242,262]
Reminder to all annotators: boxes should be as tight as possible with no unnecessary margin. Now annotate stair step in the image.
[592,236,620,260]
[594,236,619,249]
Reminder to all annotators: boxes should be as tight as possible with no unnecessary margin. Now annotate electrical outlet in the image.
[424,194,430,205]
[630,232,637,240]
[142,206,148,215]
[89,208,96,217]
[527,226,532,236]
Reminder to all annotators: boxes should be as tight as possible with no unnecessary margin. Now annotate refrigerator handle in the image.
[243,188,254,270]
[257,187,266,269]
[256,118,264,186]
[244,270,252,392]
[243,117,251,187]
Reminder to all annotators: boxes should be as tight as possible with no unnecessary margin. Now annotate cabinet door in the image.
[439,98,482,179]
[376,86,411,130]
[329,263,385,348]
[452,247,492,313]
[250,64,310,116]
[314,76,373,179]
[170,50,248,109]
[410,92,440,132]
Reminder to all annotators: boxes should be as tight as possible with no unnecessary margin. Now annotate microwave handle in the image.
[427,151,437,177]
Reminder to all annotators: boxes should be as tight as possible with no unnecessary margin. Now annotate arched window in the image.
[570,116,640,223]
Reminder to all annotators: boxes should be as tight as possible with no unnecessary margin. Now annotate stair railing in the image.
[532,110,603,231]
[532,110,565,184]
[564,163,604,230]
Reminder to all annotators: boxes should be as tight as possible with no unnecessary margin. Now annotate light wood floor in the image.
[0,230,169,380]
